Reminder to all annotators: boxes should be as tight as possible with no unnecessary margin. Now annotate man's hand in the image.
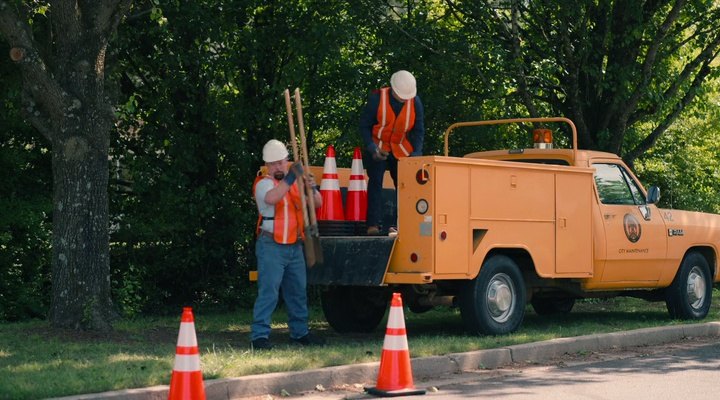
[290,161,304,176]
[283,161,305,186]
[372,148,389,161]
[305,172,319,192]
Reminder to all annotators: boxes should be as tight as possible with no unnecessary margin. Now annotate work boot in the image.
[251,337,273,350]
[291,332,326,347]
[366,226,381,236]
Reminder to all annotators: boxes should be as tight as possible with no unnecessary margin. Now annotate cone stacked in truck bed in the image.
[317,145,345,221]
[345,147,367,221]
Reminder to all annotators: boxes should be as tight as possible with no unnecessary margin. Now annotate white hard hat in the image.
[262,139,289,162]
[390,70,417,100]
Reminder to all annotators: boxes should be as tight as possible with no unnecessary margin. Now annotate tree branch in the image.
[606,0,684,153]
[509,1,539,119]
[623,59,714,167]
[81,0,133,43]
[618,0,684,125]
[0,1,66,132]
[628,24,720,125]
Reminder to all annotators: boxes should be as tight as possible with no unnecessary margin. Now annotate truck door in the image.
[593,163,668,285]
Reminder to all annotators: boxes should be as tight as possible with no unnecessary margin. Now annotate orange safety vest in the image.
[254,175,305,244]
[371,87,415,158]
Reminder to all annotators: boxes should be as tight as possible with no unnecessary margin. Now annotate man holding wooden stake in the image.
[250,139,325,350]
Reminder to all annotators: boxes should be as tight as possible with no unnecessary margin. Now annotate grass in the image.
[2,290,720,399]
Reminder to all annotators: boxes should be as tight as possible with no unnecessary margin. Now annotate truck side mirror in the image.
[647,186,660,204]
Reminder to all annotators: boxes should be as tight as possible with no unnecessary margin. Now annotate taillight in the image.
[415,168,429,184]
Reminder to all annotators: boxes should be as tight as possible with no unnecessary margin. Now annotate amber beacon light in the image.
[532,128,553,149]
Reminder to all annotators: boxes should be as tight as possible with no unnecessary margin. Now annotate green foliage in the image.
[0,52,52,321]
[635,83,720,213]
[110,0,312,312]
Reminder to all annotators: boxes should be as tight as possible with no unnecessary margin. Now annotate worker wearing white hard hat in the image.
[390,70,417,100]
[359,70,425,236]
[251,139,324,349]
[262,139,289,163]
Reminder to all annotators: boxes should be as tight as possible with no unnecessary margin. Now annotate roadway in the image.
[275,334,720,400]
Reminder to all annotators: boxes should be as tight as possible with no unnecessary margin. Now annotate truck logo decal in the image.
[668,229,684,237]
[623,214,641,243]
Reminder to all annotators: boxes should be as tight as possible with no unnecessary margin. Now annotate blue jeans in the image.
[363,150,398,228]
[251,235,309,341]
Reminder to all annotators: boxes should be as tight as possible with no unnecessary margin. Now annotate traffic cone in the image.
[168,307,206,400]
[344,147,367,221]
[317,145,345,221]
[365,293,426,397]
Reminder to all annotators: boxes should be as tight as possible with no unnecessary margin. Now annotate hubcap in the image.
[686,266,706,309]
[486,273,515,323]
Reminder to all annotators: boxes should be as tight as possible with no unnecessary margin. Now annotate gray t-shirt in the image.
[255,177,275,233]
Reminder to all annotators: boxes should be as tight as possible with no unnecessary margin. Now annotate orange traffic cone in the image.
[365,293,426,397]
[344,147,367,221]
[317,145,345,221]
[168,307,206,400]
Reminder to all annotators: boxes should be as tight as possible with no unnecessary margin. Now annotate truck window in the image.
[621,168,646,205]
[593,163,645,205]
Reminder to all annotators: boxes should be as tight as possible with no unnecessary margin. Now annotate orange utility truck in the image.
[308,117,720,336]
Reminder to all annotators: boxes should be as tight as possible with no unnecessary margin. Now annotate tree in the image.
[0,0,132,330]
[445,0,720,167]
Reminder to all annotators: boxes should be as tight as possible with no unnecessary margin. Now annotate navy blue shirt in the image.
[359,90,425,156]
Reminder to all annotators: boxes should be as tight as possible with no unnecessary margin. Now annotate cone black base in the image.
[365,387,426,397]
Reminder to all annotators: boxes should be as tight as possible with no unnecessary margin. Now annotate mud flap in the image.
[307,236,396,286]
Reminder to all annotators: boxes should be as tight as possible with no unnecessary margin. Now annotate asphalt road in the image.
[263,335,720,400]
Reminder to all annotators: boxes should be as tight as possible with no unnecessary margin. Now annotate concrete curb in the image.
[55,321,720,400]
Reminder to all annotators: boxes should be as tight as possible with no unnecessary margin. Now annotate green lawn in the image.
[1,291,719,399]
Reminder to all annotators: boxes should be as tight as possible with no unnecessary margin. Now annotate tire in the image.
[531,296,575,315]
[458,255,526,335]
[321,286,389,333]
[665,252,712,320]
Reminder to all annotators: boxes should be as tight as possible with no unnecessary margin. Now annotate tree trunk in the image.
[0,0,131,331]
[50,122,115,330]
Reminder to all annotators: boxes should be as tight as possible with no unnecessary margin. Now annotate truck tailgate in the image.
[307,236,396,286]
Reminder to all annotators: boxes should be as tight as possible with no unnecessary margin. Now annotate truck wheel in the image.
[665,252,712,320]
[459,255,526,335]
[321,286,389,333]
[531,297,575,315]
